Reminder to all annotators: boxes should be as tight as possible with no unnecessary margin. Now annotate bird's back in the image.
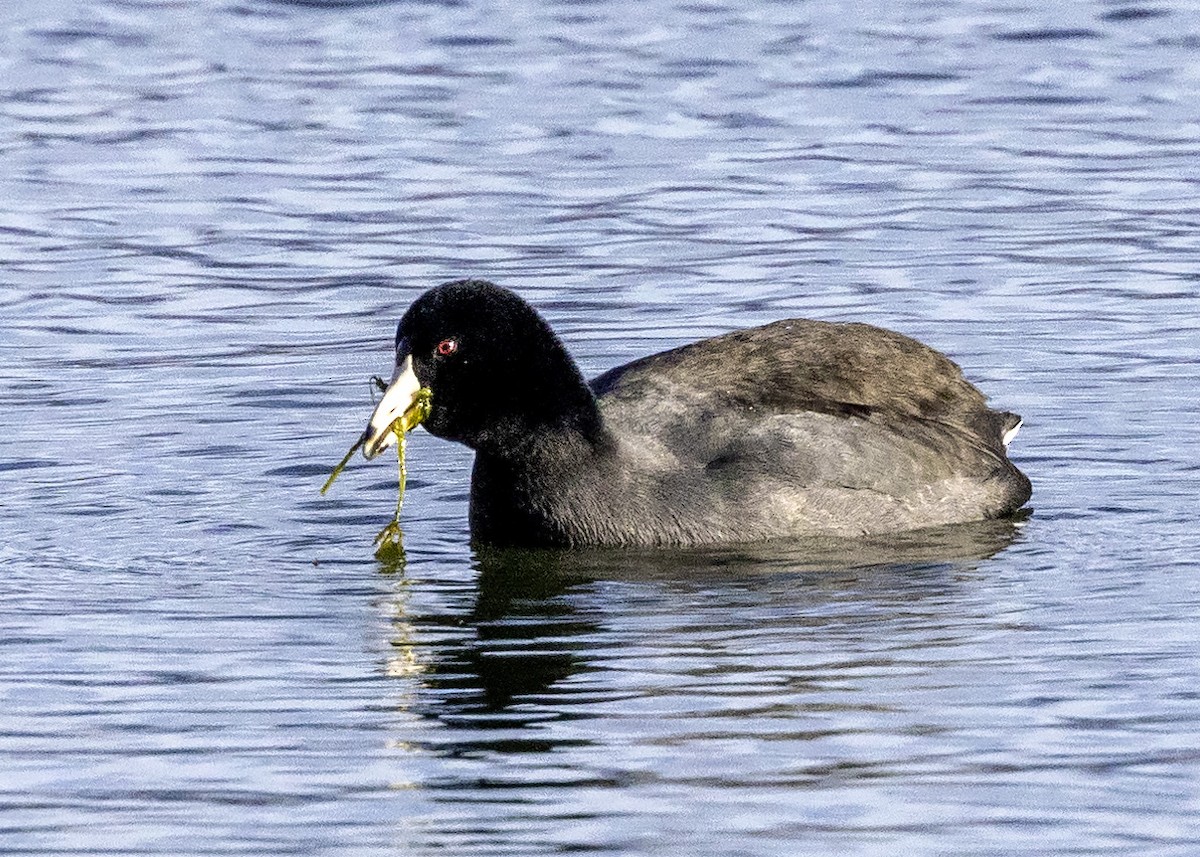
[581,319,1030,543]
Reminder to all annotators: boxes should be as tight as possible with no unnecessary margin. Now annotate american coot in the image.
[361,280,1031,548]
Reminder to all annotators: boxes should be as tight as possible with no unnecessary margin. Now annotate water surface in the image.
[3,0,1200,854]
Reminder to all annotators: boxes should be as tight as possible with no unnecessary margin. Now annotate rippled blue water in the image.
[3,0,1200,854]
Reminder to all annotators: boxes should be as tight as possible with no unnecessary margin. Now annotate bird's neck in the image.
[468,418,614,548]
[475,393,608,465]
[470,351,606,459]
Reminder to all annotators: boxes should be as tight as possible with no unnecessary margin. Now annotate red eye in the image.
[436,338,458,357]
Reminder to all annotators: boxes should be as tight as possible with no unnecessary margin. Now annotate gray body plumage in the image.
[467,317,1030,547]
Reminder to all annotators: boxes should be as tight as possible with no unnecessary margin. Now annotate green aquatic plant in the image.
[321,385,433,557]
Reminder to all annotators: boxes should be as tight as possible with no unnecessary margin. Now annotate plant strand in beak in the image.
[321,385,433,501]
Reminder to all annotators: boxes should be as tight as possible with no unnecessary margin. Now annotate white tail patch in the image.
[1002,419,1022,448]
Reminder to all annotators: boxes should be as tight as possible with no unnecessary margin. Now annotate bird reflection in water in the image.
[377,517,1027,729]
